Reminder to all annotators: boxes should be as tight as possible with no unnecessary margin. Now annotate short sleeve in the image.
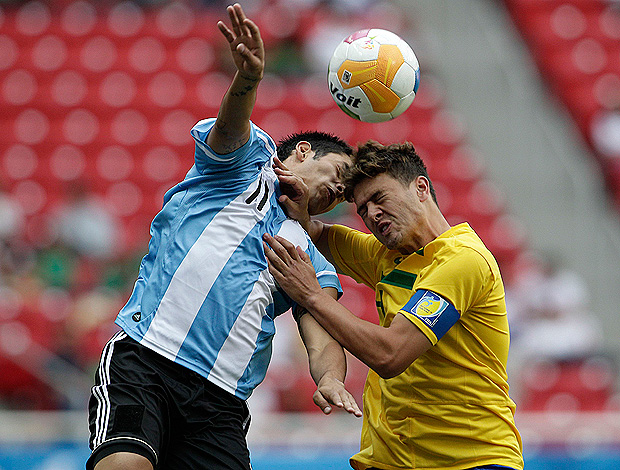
[329,224,384,289]
[414,247,490,315]
[190,119,276,173]
[306,241,342,296]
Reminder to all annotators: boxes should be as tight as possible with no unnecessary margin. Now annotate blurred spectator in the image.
[49,181,120,261]
[0,188,25,242]
[303,10,364,74]
[247,313,306,414]
[0,188,35,287]
[326,0,374,15]
[59,285,124,371]
[507,251,603,361]
[266,39,309,77]
[35,241,78,290]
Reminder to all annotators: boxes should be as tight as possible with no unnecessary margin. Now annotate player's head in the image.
[344,141,439,254]
[344,140,436,203]
[277,131,353,215]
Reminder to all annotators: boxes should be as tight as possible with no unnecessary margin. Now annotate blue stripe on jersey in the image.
[115,119,341,400]
[234,312,278,396]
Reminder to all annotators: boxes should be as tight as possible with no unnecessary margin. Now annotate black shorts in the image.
[87,331,251,470]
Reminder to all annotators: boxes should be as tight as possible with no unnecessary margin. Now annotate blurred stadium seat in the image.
[505,0,620,213]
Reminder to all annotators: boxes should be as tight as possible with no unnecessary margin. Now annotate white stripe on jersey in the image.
[255,127,276,155]
[276,219,308,251]
[141,172,274,360]
[91,330,126,449]
[207,268,275,395]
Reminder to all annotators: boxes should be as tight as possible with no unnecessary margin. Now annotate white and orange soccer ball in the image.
[327,29,420,123]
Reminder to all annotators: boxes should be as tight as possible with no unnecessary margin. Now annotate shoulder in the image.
[191,119,276,164]
[433,225,496,266]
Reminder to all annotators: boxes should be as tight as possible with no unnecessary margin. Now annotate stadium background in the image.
[1,0,620,468]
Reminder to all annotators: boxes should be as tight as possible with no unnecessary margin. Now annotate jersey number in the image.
[245,178,270,211]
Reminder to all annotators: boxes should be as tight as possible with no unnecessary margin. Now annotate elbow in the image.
[371,349,414,379]
[374,362,409,380]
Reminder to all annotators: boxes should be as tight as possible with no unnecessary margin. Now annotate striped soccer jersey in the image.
[115,119,342,400]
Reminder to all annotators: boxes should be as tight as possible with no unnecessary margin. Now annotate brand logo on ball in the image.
[342,70,352,85]
[329,82,362,108]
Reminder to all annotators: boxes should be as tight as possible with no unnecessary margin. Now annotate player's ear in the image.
[294,141,312,161]
[413,176,431,201]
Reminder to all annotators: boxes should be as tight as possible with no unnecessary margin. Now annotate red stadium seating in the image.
[519,357,617,411]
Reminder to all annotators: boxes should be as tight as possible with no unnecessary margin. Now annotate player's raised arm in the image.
[208,3,264,155]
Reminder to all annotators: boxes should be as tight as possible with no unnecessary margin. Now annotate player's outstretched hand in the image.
[217,3,264,81]
[314,376,362,417]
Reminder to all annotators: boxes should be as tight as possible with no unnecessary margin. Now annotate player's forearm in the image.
[207,72,261,154]
[304,292,399,377]
[298,298,347,385]
[307,339,347,386]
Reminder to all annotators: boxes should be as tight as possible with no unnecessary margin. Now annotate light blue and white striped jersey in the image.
[115,118,342,400]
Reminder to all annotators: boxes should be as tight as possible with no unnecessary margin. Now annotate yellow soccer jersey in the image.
[328,223,523,470]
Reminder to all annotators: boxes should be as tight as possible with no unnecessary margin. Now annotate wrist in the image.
[306,219,324,243]
[304,288,327,313]
[237,71,263,82]
[299,213,312,233]
[318,373,344,387]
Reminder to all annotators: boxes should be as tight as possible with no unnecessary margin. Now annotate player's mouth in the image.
[377,221,391,237]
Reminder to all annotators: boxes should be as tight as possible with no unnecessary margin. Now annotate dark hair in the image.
[344,140,437,203]
[277,131,353,161]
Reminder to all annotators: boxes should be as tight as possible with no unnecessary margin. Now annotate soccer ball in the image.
[327,29,420,123]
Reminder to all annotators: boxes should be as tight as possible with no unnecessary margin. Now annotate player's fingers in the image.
[276,176,305,198]
[313,390,333,415]
[244,18,262,42]
[275,170,305,189]
[232,3,251,37]
[341,392,362,417]
[273,156,288,171]
[263,235,292,265]
[236,43,262,71]
[296,246,311,264]
[263,245,291,281]
[217,21,234,43]
[273,235,301,260]
[228,4,241,37]
[274,171,296,184]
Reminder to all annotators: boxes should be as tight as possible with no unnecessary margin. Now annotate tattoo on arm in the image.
[220,136,248,153]
[230,84,257,97]
[214,119,229,135]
